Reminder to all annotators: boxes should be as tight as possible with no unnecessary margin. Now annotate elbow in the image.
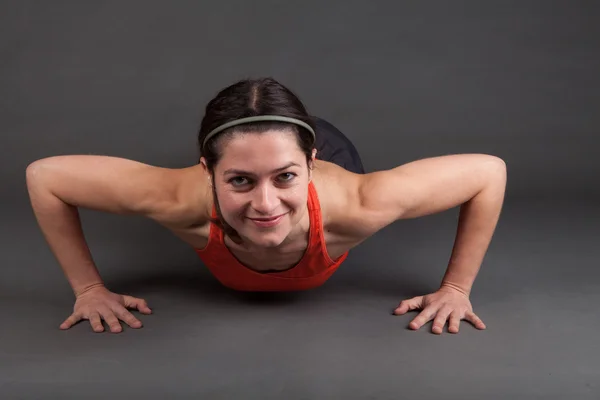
[26,159,55,197]
[481,155,507,187]
[490,156,507,185]
[26,156,61,181]
[26,161,42,186]
[491,155,507,172]
[26,160,47,186]
[479,156,507,201]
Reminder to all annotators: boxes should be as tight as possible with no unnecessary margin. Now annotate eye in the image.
[228,176,250,186]
[278,172,296,182]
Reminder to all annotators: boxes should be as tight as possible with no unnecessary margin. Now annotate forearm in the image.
[27,178,104,297]
[440,169,506,296]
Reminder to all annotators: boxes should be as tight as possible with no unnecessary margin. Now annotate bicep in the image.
[356,153,506,225]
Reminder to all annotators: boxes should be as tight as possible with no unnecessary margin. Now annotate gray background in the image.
[1,0,599,399]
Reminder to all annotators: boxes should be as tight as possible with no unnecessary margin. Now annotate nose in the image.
[251,184,280,215]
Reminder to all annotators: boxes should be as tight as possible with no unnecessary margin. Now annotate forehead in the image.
[217,131,305,172]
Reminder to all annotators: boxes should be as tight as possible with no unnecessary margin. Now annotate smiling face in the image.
[203,129,316,249]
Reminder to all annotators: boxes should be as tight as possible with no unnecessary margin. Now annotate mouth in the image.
[248,213,287,227]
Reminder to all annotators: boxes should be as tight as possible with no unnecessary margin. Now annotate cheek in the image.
[284,193,309,221]
[287,195,306,210]
[214,191,244,218]
[284,184,308,205]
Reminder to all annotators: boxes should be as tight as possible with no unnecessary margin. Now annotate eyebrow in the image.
[223,162,301,176]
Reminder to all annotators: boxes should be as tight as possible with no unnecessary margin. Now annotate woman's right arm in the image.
[25,155,187,297]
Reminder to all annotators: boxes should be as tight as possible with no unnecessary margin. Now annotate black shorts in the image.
[312,116,365,174]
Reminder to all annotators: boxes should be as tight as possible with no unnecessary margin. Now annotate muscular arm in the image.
[345,153,507,294]
[26,155,205,296]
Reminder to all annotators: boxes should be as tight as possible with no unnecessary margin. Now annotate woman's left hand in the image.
[393,285,486,334]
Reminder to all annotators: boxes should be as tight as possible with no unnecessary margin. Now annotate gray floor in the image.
[1,200,599,399]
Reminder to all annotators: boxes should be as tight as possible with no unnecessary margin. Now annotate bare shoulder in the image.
[311,159,399,248]
[148,163,213,229]
[148,162,214,247]
[310,160,369,246]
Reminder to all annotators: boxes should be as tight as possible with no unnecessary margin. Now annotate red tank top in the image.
[193,181,348,291]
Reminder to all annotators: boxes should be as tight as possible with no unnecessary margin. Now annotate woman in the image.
[26,77,507,335]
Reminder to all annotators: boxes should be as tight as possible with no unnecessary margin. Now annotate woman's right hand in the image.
[60,285,152,333]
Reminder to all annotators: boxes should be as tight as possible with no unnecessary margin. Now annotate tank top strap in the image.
[305,180,336,264]
[306,180,322,246]
[208,204,224,244]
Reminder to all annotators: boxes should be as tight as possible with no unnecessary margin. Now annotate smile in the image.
[248,213,287,227]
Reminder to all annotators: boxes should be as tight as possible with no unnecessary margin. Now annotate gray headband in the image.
[202,115,316,149]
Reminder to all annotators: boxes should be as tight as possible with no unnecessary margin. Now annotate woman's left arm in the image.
[352,153,507,334]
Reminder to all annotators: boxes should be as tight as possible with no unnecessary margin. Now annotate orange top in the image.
[194,181,348,291]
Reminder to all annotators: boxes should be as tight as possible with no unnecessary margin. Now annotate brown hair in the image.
[197,77,316,244]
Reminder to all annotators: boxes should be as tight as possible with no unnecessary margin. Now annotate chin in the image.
[250,236,286,248]
[238,215,293,248]
[235,229,287,248]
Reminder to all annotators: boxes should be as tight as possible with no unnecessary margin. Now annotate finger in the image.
[447,312,461,334]
[393,296,423,315]
[409,307,436,330]
[99,308,123,333]
[123,296,152,314]
[60,313,82,330]
[89,312,104,333]
[465,311,486,330]
[112,306,143,329]
[431,307,452,335]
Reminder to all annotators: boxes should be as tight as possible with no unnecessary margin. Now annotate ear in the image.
[199,157,208,170]
[308,148,317,182]
[199,157,213,187]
